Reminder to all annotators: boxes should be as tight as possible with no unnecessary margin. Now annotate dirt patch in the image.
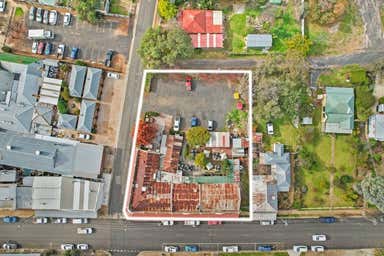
[113,53,127,69]
[115,19,129,36]
[0,209,34,218]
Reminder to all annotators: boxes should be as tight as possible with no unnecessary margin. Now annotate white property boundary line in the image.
[122,69,253,221]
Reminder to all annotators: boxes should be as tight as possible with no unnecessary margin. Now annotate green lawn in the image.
[302,168,330,207]
[334,135,357,173]
[0,53,38,64]
[109,0,128,15]
[318,64,369,87]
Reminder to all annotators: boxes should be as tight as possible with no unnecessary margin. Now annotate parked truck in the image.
[27,29,54,40]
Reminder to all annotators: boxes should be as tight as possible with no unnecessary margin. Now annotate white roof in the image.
[38,95,58,105]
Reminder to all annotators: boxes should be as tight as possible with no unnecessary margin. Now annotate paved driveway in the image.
[142,76,235,131]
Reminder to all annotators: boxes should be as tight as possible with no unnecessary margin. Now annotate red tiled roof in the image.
[180,10,223,34]
[190,33,223,48]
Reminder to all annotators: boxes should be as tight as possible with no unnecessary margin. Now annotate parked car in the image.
[34,217,48,224]
[63,12,71,26]
[36,8,42,22]
[53,218,67,224]
[293,245,308,253]
[48,10,57,25]
[105,49,113,67]
[77,244,89,250]
[29,6,35,20]
[173,116,181,132]
[42,10,49,24]
[311,245,325,252]
[37,41,45,55]
[78,133,91,140]
[312,234,327,241]
[3,241,18,249]
[184,220,200,227]
[0,0,6,12]
[377,104,384,113]
[222,246,239,253]
[184,245,198,252]
[267,122,274,135]
[164,246,178,252]
[31,41,39,54]
[61,244,74,251]
[44,42,52,55]
[70,47,79,59]
[57,44,65,59]
[260,220,274,225]
[3,216,17,223]
[257,245,273,251]
[107,72,120,79]
[191,116,198,127]
[207,120,214,131]
[208,221,222,225]
[72,218,88,224]
[77,227,93,234]
[319,216,336,223]
[161,220,174,226]
[185,76,192,91]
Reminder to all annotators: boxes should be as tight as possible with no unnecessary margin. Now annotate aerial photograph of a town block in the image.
[0,0,384,255]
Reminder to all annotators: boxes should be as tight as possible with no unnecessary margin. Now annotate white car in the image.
[63,12,71,26]
[207,120,214,131]
[34,217,48,224]
[72,218,88,224]
[184,220,200,227]
[2,242,17,249]
[311,245,325,252]
[0,0,6,12]
[267,122,274,135]
[48,10,57,25]
[164,246,178,252]
[312,234,327,241]
[173,116,180,132]
[161,220,174,226]
[107,72,120,79]
[222,246,239,252]
[78,133,91,140]
[293,245,308,253]
[77,227,93,234]
[61,244,74,251]
[32,41,38,54]
[76,244,89,250]
[53,218,67,224]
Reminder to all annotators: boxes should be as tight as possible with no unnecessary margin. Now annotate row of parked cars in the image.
[173,116,214,132]
[29,6,71,26]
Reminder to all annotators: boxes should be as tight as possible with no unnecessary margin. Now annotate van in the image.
[293,245,308,253]
[72,218,88,224]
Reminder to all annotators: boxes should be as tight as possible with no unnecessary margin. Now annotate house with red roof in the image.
[179,9,224,48]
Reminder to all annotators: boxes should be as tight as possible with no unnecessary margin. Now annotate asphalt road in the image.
[1,218,384,253]
[109,0,157,215]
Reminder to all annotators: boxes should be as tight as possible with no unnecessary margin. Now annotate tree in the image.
[158,0,177,21]
[360,175,384,213]
[285,34,312,56]
[221,159,231,176]
[138,27,193,68]
[57,98,68,114]
[186,126,210,147]
[136,120,158,146]
[194,152,207,168]
[196,0,216,9]
[75,0,99,24]
[62,250,81,256]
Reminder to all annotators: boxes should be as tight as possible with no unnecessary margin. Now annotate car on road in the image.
[107,72,120,79]
[42,10,49,24]
[44,42,52,55]
[267,122,274,135]
[36,8,42,22]
[312,234,327,241]
[105,49,113,67]
[29,6,35,20]
[0,0,6,12]
[293,245,308,253]
[77,244,89,250]
[48,10,57,25]
[208,221,222,225]
[319,216,336,223]
[37,41,45,55]
[184,245,198,252]
[72,218,88,224]
[77,227,93,234]
[191,116,198,127]
[164,246,178,252]
[31,41,38,54]
[311,245,325,252]
[184,220,200,227]
[161,220,174,226]
[2,241,18,249]
[207,120,214,131]
[34,217,48,224]
[222,246,239,253]
[63,12,71,26]
[185,76,192,91]
[257,245,273,251]
[173,116,181,132]
[70,47,79,59]
[61,244,74,251]
[57,44,65,59]
[53,218,67,224]
[3,216,18,223]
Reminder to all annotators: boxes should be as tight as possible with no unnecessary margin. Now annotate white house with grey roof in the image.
[246,34,272,50]
[82,67,101,100]
[259,143,291,192]
[68,65,86,97]
[77,100,96,133]
[0,131,103,179]
[368,114,384,141]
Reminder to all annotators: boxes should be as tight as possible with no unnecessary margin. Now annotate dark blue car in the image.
[185,245,198,252]
[257,245,273,251]
[70,47,79,59]
[191,116,198,127]
[44,42,52,55]
[3,216,18,223]
[319,216,336,223]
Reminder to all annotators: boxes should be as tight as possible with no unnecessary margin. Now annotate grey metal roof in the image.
[77,100,96,133]
[32,104,53,126]
[368,114,384,141]
[58,114,78,130]
[69,65,86,97]
[0,170,17,182]
[0,183,16,209]
[246,34,272,48]
[82,67,101,100]
[252,175,277,221]
[16,186,32,209]
[0,132,103,178]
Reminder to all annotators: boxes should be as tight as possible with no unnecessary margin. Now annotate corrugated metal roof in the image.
[0,170,17,182]
[0,183,17,209]
[58,114,78,130]
[77,100,96,133]
[246,34,272,48]
[83,67,101,100]
[69,65,86,97]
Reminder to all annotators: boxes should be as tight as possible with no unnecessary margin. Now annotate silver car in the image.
[48,10,57,25]
[36,8,42,22]
[42,10,49,24]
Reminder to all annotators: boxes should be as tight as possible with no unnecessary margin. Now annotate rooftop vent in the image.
[35,150,41,156]
[6,145,12,150]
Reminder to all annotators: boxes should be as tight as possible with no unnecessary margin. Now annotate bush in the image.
[58,99,69,114]
[373,153,382,164]
[145,111,160,118]
[61,87,70,101]
[158,0,177,21]
[186,126,210,147]
[1,46,12,53]
[379,96,384,104]
[74,60,87,66]
[194,152,207,168]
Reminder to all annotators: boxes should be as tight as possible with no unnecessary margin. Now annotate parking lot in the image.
[141,74,236,131]
[23,8,130,64]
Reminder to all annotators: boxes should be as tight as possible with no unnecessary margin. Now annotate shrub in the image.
[186,126,210,147]
[61,87,70,101]
[158,0,177,21]
[57,99,69,114]
[74,60,87,66]
[195,152,207,168]
[1,46,12,53]
[379,96,384,104]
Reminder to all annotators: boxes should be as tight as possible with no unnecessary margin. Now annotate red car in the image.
[185,76,192,91]
[37,42,45,55]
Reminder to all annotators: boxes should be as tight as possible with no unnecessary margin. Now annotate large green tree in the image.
[75,0,98,23]
[285,34,312,56]
[186,126,210,147]
[194,152,208,168]
[158,0,178,21]
[138,27,193,68]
